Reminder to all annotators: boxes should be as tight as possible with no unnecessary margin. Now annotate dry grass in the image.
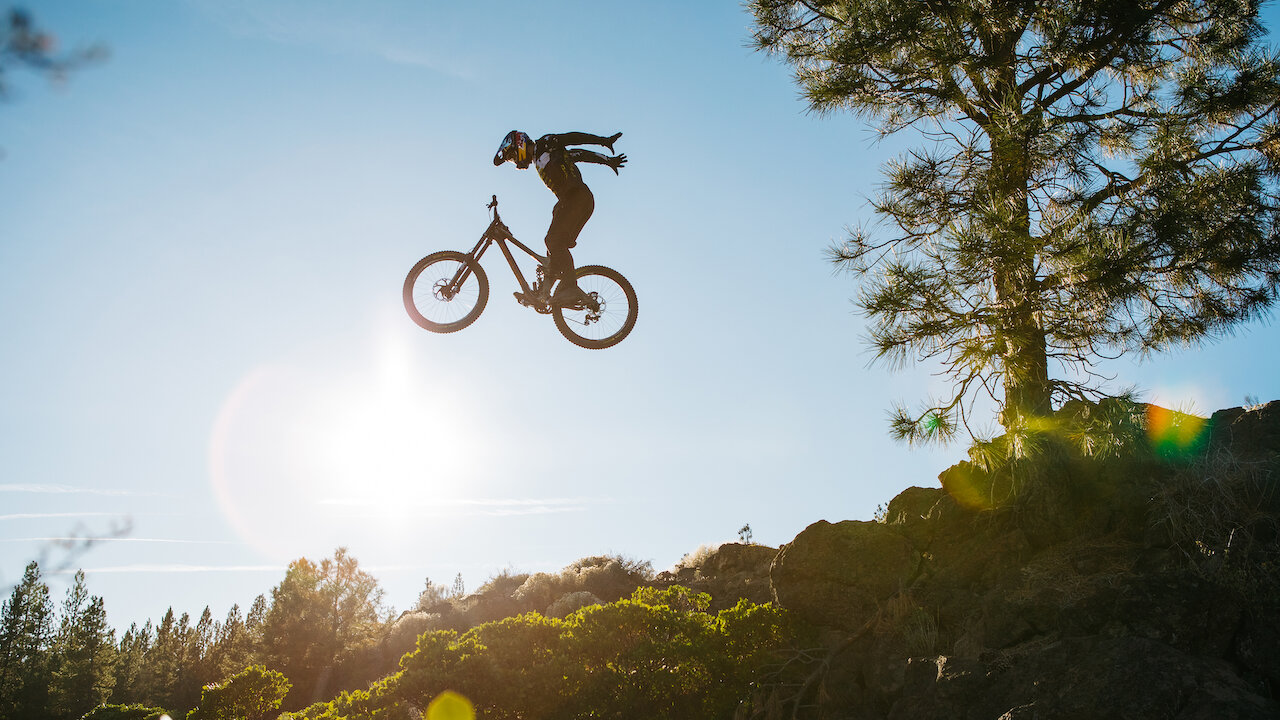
[675,543,722,572]
[1148,447,1280,600]
[513,554,654,610]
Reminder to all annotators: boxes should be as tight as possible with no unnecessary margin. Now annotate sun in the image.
[312,376,470,515]
[209,325,483,558]
[308,328,477,518]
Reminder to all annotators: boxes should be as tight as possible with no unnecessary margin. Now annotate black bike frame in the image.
[454,204,546,296]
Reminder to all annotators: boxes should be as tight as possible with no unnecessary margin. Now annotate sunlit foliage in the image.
[188,664,290,720]
[752,0,1280,450]
[288,587,798,720]
[81,703,170,720]
[260,547,386,708]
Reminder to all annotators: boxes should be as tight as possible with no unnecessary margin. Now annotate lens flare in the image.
[1145,405,1210,459]
[207,331,483,559]
[939,462,995,511]
[427,691,475,720]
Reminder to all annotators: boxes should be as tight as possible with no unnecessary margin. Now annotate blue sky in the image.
[3,0,1279,631]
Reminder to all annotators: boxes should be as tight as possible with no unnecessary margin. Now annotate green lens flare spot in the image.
[1146,405,1210,459]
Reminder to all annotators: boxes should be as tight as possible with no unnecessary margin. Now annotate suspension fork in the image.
[445,235,492,293]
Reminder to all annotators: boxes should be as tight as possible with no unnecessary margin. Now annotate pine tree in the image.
[752,0,1280,447]
[110,621,153,705]
[0,561,55,718]
[140,608,184,711]
[207,604,255,680]
[50,571,116,720]
[173,607,217,711]
[244,594,268,642]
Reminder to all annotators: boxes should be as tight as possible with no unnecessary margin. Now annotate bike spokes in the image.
[404,251,489,333]
[552,266,637,349]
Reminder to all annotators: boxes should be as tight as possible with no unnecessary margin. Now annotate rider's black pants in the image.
[544,186,594,284]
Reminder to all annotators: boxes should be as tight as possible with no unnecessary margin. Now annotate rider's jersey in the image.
[534,134,604,199]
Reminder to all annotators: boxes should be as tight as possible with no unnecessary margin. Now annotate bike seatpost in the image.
[488,195,498,209]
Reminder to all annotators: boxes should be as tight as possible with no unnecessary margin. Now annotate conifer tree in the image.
[244,594,268,641]
[140,608,185,710]
[0,561,55,718]
[207,604,255,680]
[752,0,1280,446]
[50,571,116,720]
[110,621,153,705]
[173,606,217,711]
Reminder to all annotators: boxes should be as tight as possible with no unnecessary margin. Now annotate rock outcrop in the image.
[759,401,1280,719]
[770,520,916,632]
[653,542,776,611]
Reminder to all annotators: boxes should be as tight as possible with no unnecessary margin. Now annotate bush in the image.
[474,569,531,598]
[376,587,794,720]
[546,591,601,618]
[513,555,654,613]
[188,665,290,720]
[385,611,448,659]
[82,705,171,720]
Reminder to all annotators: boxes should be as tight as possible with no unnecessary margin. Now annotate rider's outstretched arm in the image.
[568,147,628,174]
[547,131,622,151]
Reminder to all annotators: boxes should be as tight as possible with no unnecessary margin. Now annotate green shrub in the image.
[372,587,794,720]
[187,665,290,720]
[81,704,170,720]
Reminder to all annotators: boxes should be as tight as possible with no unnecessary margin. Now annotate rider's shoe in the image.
[514,285,553,309]
[552,282,595,310]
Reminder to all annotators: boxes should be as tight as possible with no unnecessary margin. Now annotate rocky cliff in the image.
[763,401,1280,719]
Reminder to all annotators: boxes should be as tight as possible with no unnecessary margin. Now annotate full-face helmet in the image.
[493,130,535,169]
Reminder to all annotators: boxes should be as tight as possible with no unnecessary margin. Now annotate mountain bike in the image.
[403,195,638,349]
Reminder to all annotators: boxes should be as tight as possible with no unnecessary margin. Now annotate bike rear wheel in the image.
[552,265,638,349]
[404,251,489,333]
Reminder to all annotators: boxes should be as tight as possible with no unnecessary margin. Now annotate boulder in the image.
[883,486,954,548]
[651,542,777,611]
[695,541,776,578]
[771,520,916,632]
[1208,401,1280,461]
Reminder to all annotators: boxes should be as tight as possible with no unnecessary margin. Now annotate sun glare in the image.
[209,325,481,559]
[312,373,470,514]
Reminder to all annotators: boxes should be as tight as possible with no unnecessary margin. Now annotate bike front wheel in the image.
[403,251,489,333]
[552,265,638,349]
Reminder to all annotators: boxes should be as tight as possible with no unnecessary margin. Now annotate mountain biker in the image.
[492,130,627,306]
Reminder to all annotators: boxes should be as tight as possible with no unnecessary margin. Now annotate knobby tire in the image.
[552,265,638,349]
[403,250,489,333]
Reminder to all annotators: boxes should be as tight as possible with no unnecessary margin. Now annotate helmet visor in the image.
[494,132,520,166]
